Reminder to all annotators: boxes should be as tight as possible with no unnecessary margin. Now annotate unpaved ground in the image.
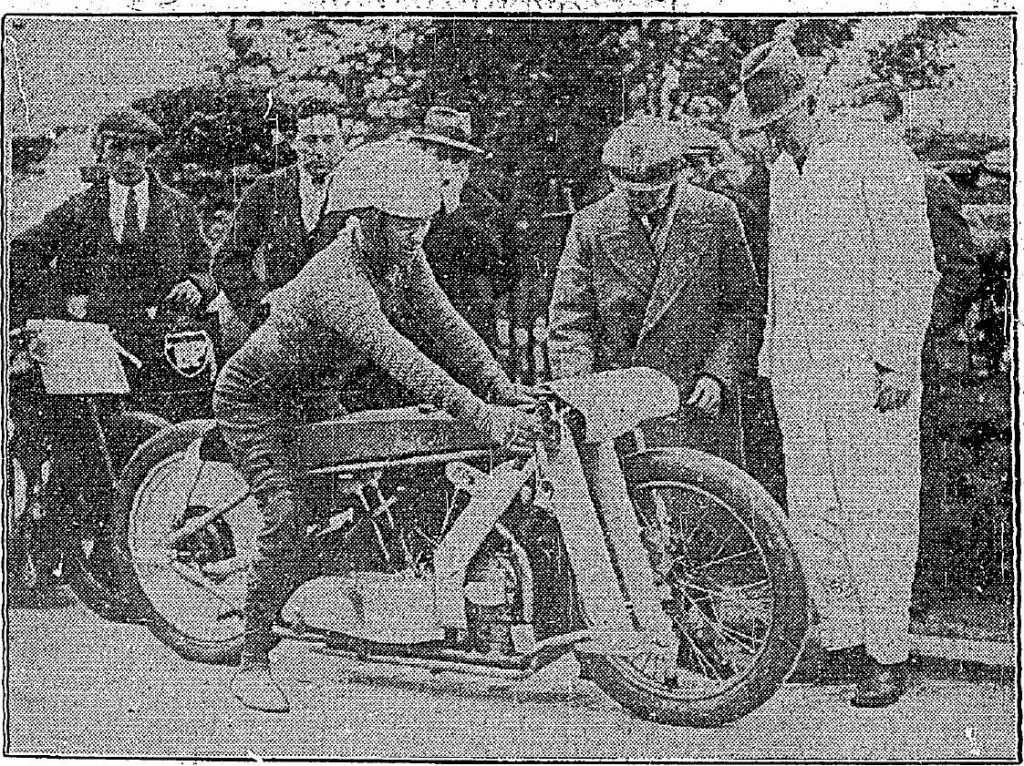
[5,601,1018,761]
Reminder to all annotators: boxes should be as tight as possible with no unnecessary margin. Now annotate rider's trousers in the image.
[214,335,314,666]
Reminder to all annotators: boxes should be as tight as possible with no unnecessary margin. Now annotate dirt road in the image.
[5,601,1018,761]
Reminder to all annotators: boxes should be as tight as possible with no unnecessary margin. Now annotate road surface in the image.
[5,601,1018,761]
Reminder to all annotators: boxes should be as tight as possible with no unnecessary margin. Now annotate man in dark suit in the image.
[213,98,354,339]
[548,114,762,460]
[670,116,786,508]
[8,107,217,586]
[10,108,217,341]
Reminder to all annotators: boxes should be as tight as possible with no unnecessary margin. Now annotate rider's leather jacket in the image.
[214,211,516,425]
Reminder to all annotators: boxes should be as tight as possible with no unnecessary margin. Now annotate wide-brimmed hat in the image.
[408,106,484,157]
[95,108,164,147]
[603,114,697,192]
[731,38,831,131]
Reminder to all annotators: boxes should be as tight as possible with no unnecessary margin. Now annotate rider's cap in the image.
[327,140,444,219]
[602,114,691,192]
[95,108,164,147]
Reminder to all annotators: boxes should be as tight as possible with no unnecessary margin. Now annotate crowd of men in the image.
[9,30,982,716]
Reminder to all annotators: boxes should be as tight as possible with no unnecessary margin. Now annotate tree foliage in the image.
[135,16,971,230]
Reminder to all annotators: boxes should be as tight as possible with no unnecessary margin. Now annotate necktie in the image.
[123,187,143,245]
[305,178,327,232]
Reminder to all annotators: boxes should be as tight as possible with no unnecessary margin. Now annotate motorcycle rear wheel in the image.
[580,448,808,728]
[115,420,262,666]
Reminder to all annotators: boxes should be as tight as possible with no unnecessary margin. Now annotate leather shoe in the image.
[230,663,290,713]
[788,643,865,685]
[852,657,908,708]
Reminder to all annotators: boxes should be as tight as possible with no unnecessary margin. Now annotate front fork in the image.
[433,409,675,657]
[543,424,676,654]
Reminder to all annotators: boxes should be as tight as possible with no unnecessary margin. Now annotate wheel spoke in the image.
[683,580,765,606]
[691,606,761,655]
[693,547,759,573]
[676,626,722,680]
[705,530,739,564]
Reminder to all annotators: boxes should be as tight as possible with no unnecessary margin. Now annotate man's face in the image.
[682,154,717,189]
[623,185,672,216]
[420,142,472,208]
[382,214,431,260]
[100,135,150,186]
[295,113,344,180]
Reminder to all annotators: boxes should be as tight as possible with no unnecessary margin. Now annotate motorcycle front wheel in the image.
[115,420,261,665]
[580,447,808,728]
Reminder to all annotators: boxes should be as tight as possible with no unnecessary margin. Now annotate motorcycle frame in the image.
[302,411,673,645]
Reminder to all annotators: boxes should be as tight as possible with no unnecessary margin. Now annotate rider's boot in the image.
[231,650,289,713]
[231,589,290,713]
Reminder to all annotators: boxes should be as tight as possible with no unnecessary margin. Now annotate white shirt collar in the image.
[108,174,150,242]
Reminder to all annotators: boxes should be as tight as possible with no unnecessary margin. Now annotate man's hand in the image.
[491,379,541,407]
[66,294,88,319]
[27,333,49,366]
[874,369,912,413]
[165,280,203,312]
[686,375,723,417]
[475,404,544,449]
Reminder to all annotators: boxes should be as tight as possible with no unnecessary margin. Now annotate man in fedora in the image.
[548,113,762,461]
[407,106,518,354]
[732,34,938,706]
[213,97,359,344]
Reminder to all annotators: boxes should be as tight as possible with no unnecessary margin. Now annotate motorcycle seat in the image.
[297,406,492,470]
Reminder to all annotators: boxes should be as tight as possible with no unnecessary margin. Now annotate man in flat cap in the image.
[11,107,216,333]
[407,106,518,355]
[548,113,762,463]
[8,107,217,584]
[732,33,938,707]
[213,97,361,346]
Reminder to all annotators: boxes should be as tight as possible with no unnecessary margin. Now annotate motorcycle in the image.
[116,367,808,727]
[6,310,220,622]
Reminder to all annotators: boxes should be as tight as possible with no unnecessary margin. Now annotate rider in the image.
[214,140,541,713]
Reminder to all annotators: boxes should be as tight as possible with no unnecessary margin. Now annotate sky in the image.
[2,15,1014,138]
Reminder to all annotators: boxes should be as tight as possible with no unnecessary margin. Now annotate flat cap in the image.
[602,114,688,192]
[95,108,164,144]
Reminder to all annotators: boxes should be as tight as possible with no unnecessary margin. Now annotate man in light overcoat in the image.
[732,35,938,707]
[548,114,762,460]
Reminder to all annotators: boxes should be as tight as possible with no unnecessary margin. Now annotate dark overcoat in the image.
[547,184,762,458]
[423,205,516,352]
[9,168,216,333]
[213,165,342,328]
